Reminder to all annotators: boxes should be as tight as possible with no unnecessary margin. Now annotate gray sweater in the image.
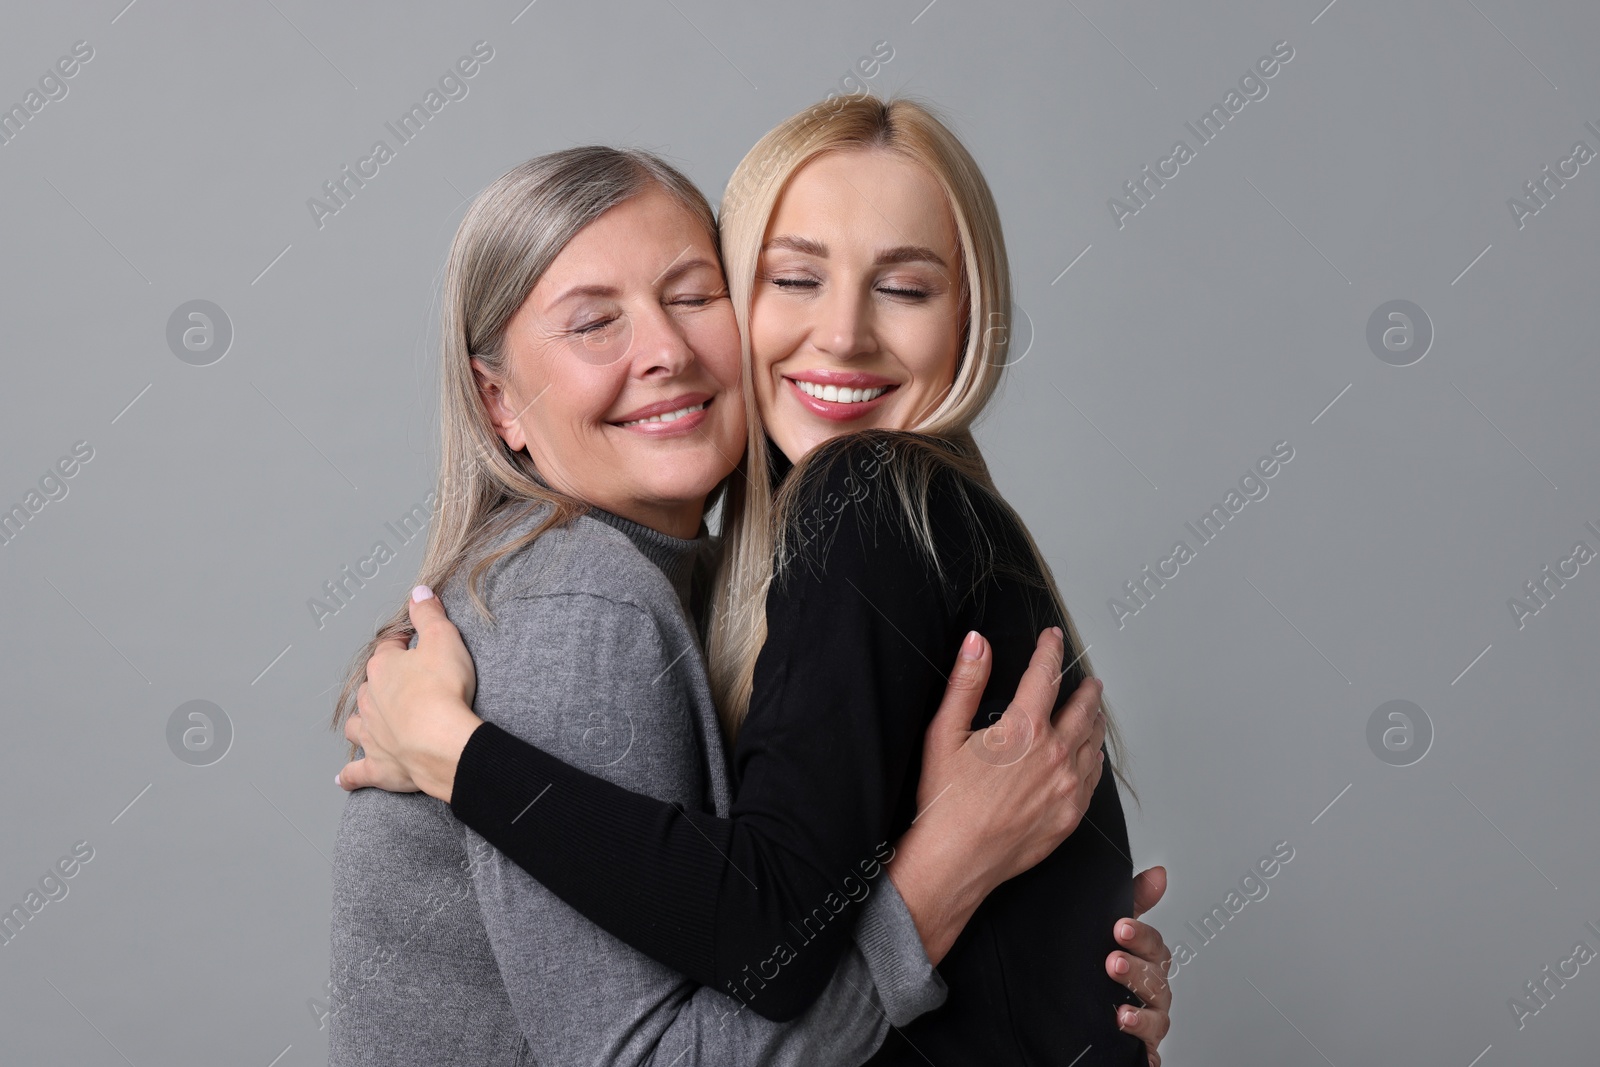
[329,499,944,1066]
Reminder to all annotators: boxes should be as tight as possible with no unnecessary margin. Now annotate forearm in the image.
[451,717,901,1019]
[849,868,948,1024]
[884,818,991,966]
[495,927,914,1067]
[451,719,726,987]
[468,800,942,1065]
[625,883,943,1066]
[647,946,913,1067]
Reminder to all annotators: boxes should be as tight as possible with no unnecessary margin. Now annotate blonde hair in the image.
[705,96,1133,796]
[331,146,719,740]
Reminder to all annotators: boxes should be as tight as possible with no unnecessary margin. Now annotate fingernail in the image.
[412,585,434,602]
[1118,921,1135,940]
[1050,625,1064,640]
[1113,955,1129,974]
[1120,1007,1138,1027]
[334,772,343,788]
[960,631,982,660]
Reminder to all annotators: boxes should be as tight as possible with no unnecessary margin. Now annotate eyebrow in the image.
[655,256,721,288]
[763,234,948,268]
[547,257,722,307]
[878,245,948,268]
[765,234,828,258]
[548,283,617,305]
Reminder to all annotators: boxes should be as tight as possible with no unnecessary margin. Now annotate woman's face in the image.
[474,186,744,538]
[749,148,964,463]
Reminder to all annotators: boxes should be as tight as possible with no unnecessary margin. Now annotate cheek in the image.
[687,309,743,389]
[533,359,616,442]
[894,311,962,388]
[748,293,798,385]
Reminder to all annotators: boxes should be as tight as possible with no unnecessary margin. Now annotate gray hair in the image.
[332,146,718,736]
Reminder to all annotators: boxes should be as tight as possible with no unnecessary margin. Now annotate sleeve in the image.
[450,438,970,1020]
[462,589,943,1066]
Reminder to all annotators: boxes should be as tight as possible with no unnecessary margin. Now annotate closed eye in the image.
[670,292,727,307]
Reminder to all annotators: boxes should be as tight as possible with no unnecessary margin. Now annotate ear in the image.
[471,357,528,453]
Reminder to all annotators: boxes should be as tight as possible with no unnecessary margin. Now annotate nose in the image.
[632,303,693,380]
[812,283,878,362]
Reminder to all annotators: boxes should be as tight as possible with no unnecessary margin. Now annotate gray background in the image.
[1,0,1596,1063]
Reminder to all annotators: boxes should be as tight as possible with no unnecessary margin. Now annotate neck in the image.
[527,462,705,539]
[608,497,705,540]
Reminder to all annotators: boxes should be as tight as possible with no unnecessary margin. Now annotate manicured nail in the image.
[960,631,983,660]
[334,771,343,788]
[1118,921,1135,940]
[1120,1006,1138,1027]
[1113,955,1129,974]
[412,585,434,602]
[1050,625,1064,640]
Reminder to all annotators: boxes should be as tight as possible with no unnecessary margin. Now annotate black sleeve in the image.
[449,435,973,1020]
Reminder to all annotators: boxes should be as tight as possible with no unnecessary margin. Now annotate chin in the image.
[795,419,856,457]
[646,467,726,506]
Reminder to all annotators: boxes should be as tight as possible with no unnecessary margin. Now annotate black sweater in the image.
[450,433,1143,1066]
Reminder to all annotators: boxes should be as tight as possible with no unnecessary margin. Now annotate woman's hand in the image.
[1109,865,1172,1066]
[336,585,484,803]
[886,627,1107,964]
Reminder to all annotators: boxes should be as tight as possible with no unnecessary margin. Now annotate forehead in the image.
[532,186,718,300]
[767,148,957,251]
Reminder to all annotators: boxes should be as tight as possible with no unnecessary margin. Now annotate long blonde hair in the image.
[704,96,1133,796]
[331,146,719,737]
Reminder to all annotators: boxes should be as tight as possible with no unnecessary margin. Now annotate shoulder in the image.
[447,500,682,627]
[779,431,1011,573]
[435,503,700,711]
[784,430,914,506]
[439,510,707,781]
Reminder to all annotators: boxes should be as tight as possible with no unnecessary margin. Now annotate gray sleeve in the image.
[462,590,941,1067]
[632,877,947,1066]
[851,873,948,1026]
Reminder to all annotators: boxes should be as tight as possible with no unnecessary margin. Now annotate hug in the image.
[329,94,1174,1066]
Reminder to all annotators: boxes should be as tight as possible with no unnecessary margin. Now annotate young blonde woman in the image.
[341,98,1173,1065]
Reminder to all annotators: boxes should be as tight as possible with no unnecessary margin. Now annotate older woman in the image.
[342,98,1173,1065]
[328,145,1116,1065]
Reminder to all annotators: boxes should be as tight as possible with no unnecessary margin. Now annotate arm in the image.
[340,447,1102,1019]
[340,612,1173,1057]
[461,590,936,1065]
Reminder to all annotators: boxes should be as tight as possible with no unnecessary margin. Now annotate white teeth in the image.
[794,380,889,404]
[619,401,706,428]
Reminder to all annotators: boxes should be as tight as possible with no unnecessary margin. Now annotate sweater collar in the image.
[584,506,709,609]
[525,465,710,609]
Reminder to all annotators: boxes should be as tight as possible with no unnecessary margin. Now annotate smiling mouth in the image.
[790,380,893,404]
[617,400,708,428]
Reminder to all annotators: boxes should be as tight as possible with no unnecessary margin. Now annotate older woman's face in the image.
[748,148,964,463]
[474,186,744,538]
